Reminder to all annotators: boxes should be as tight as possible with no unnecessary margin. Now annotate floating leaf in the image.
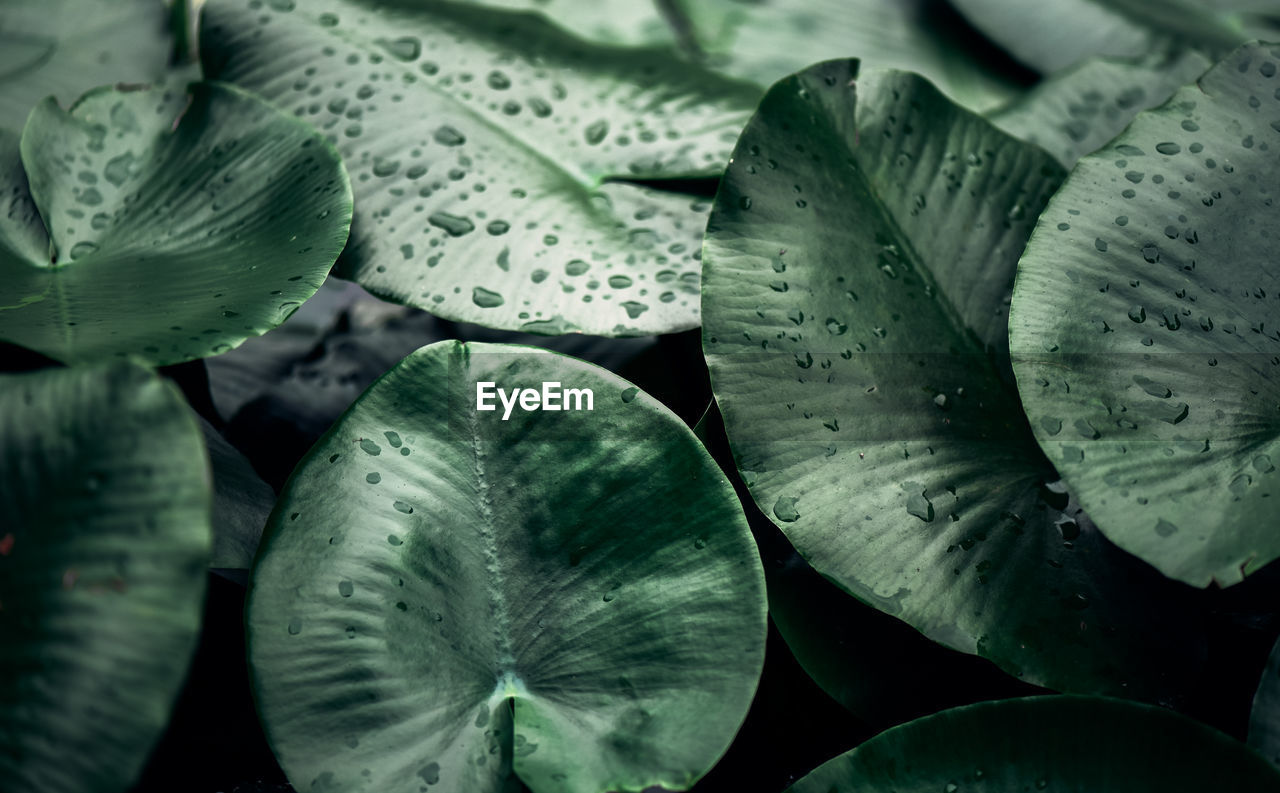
[0,0,172,131]
[702,59,1206,700]
[202,0,760,335]
[1010,41,1280,587]
[248,341,765,792]
[786,696,1280,793]
[680,0,1026,112]
[949,0,1255,73]
[992,51,1211,168]
[0,361,211,793]
[0,82,352,365]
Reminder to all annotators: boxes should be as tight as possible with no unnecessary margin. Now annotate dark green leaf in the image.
[0,81,353,366]
[1009,41,1280,587]
[202,417,275,572]
[680,0,1026,112]
[785,696,1280,792]
[702,60,1205,700]
[950,0,1252,73]
[202,0,760,336]
[0,361,211,793]
[247,341,766,792]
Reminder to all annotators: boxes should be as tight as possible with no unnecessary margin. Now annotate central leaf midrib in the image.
[465,400,518,686]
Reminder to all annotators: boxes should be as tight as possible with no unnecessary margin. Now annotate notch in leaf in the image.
[247,341,766,792]
[0,80,352,366]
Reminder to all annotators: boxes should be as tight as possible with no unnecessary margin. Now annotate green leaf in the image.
[459,0,676,46]
[202,417,275,572]
[0,81,353,366]
[949,0,1253,74]
[0,361,212,793]
[247,341,766,792]
[702,60,1207,700]
[1009,41,1280,588]
[679,0,1026,112]
[991,51,1211,168]
[0,0,172,132]
[201,0,760,337]
[1250,635,1280,768]
[785,696,1280,793]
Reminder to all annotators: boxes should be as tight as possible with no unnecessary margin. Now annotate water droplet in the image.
[366,472,381,484]
[584,120,609,145]
[377,36,421,61]
[486,71,510,90]
[472,287,504,308]
[1154,518,1178,537]
[773,496,800,523]
[338,580,354,597]
[486,220,509,236]
[287,617,302,635]
[620,387,639,403]
[1155,142,1182,155]
[393,500,414,514]
[428,211,474,236]
[433,125,466,146]
[103,152,135,186]
[906,489,934,522]
[68,241,99,260]
[825,318,847,334]
[417,763,440,785]
[621,301,648,319]
[360,439,381,455]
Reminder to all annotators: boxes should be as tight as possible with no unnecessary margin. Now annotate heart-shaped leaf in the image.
[991,51,1211,168]
[0,81,353,366]
[201,0,761,336]
[0,361,212,793]
[247,341,766,792]
[785,696,1280,793]
[702,59,1207,700]
[0,0,173,132]
[1009,41,1280,588]
[1250,634,1280,768]
[949,0,1257,73]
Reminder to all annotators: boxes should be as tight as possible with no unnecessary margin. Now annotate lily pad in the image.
[702,60,1206,700]
[0,0,172,131]
[992,51,1211,168]
[680,0,1027,112]
[0,361,212,793]
[247,341,766,792]
[201,0,761,336]
[0,81,353,366]
[949,0,1254,73]
[786,696,1280,792]
[1009,41,1280,587]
